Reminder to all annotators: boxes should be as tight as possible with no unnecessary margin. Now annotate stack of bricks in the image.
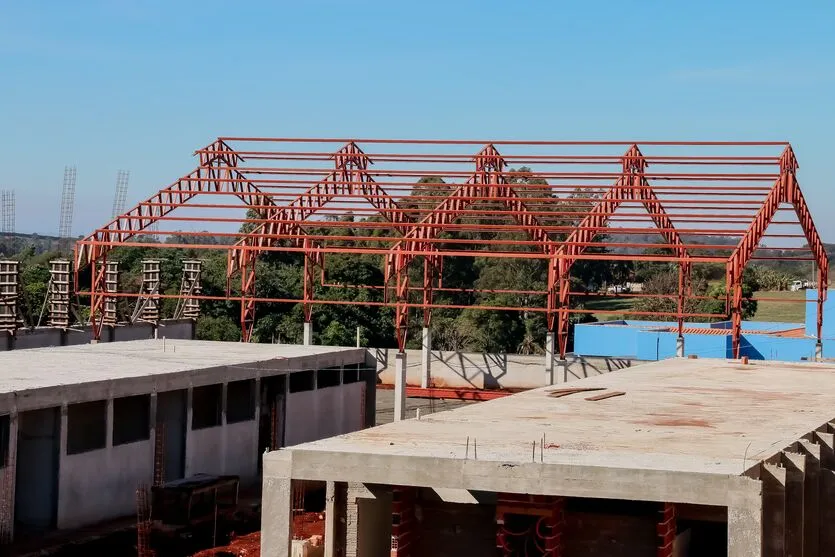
[656,502,676,557]
[390,486,418,556]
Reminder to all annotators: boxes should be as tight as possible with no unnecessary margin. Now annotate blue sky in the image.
[0,0,833,239]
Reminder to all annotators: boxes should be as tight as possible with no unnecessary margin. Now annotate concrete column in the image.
[220,383,228,475]
[105,397,114,449]
[420,327,431,389]
[728,500,764,557]
[799,440,821,557]
[363,353,378,429]
[761,462,786,557]
[1,412,19,542]
[820,470,835,553]
[394,352,407,422]
[325,481,346,557]
[261,477,293,557]
[184,386,193,477]
[356,326,361,348]
[816,342,823,361]
[782,451,806,557]
[59,403,68,457]
[149,392,158,479]
[544,332,555,385]
[253,378,261,473]
[303,321,313,346]
[676,336,685,358]
[346,484,361,557]
[555,359,568,384]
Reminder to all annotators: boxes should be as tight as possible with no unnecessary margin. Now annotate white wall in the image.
[57,439,153,529]
[374,348,640,389]
[285,383,365,447]
[186,420,258,481]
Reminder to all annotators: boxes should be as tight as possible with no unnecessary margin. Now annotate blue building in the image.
[574,289,834,362]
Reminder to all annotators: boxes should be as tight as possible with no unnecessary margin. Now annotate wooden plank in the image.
[547,387,606,398]
[585,391,626,401]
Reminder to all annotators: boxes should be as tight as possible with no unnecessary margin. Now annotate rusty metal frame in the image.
[75,138,829,356]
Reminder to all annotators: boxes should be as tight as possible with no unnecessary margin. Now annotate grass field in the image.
[751,290,807,323]
[581,289,808,324]
[583,296,636,321]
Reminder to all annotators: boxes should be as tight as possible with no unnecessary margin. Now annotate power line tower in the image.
[0,190,14,253]
[112,170,130,219]
[58,166,77,249]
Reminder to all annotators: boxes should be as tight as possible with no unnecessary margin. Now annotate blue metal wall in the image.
[806,289,835,338]
[575,320,821,361]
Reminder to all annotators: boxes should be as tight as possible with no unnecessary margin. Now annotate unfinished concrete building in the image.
[0,339,375,540]
[263,358,835,557]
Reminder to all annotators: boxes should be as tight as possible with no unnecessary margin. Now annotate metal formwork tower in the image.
[103,261,120,326]
[0,260,20,333]
[47,260,72,328]
[59,166,77,241]
[134,259,161,323]
[174,260,202,320]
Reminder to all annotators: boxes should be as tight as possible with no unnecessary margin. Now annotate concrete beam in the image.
[261,452,293,557]
[420,327,431,389]
[394,352,406,422]
[760,462,786,557]
[274,449,762,508]
[782,451,806,557]
[303,321,313,346]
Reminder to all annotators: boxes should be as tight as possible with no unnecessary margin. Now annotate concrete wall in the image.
[58,439,153,529]
[285,383,365,447]
[373,348,639,389]
[1,347,371,539]
[186,420,259,480]
[0,319,195,352]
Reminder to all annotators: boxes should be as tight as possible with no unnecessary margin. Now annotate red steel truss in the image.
[75,138,829,357]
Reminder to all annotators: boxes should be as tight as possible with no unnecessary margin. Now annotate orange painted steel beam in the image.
[377,384,514,401]
[74,138,828,351]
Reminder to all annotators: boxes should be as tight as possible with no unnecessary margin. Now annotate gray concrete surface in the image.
[0,318,196,352]
[0,340,367,413]
[0,340,375,538]
[265,358,835,557]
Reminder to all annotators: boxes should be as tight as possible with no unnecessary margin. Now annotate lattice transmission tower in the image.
[112,170,130,219]
[0,190,13,234]
[58,166,77,244]
[0,190,14,253]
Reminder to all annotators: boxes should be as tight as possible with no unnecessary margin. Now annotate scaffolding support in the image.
[103,261,120,326]
[47,260,72,328]
[174,260,202,320]
[0,260,20,334]
[131,260,161,324]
